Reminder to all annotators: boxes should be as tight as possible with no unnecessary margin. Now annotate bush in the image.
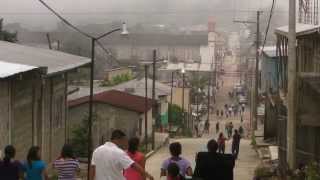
[305,161,320,180]
[70,114,97,157]
[168,104,183,126]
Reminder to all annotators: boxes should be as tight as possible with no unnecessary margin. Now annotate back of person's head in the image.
[167,162,180,179]
[128,137,140,154]
[169,142,182,157]
[234,129,238,134]
[27,146,40,168]
[207,139,218,153]
[61,144,75,159]
[3,145,15,165]
[111,129,126,140]
[219,133,223,138]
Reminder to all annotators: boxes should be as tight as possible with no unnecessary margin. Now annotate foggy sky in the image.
[1,0,288,30]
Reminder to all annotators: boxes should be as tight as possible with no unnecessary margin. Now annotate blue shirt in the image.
[23,160,46,180]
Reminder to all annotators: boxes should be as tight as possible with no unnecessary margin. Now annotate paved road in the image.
[146,56,259,180]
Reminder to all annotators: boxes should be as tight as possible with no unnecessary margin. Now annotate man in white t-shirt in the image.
[89,130,154,180]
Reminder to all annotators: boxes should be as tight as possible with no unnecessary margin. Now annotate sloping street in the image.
[146,56,260,180]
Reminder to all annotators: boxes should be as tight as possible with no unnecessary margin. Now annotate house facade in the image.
[275,24,320,168]
[100,33,208,62]
[68,90,153,148]
[0,41,90,162]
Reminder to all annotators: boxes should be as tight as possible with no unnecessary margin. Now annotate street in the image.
[146,56,260,180]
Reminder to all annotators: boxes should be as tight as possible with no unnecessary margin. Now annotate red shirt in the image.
[124,151,145,180]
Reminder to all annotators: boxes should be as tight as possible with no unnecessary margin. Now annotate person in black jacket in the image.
[193,139,235,180]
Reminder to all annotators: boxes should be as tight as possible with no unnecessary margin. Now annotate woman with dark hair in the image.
[161,142,192,178]
[53,144,80,180]
[0,145,23,180]
[167,163,185,180]
[217,133,227,154]
[124,137,145,180]
[24,146,49,180]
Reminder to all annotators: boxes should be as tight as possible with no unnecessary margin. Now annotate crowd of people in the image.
[0,129,240,180]
[0,144,80,180]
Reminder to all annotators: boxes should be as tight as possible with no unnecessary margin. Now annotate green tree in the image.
[70,114,97,157]
[0,19,17,42]
[169,104,183,126]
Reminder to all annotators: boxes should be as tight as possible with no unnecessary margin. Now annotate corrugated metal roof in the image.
[68,90,153,113]
[0,61,38,78]
[68,78,172,101]
[275,23,320,37]
[0,41,91,75]
[262,46,277,58]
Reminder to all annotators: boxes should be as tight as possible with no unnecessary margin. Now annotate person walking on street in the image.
[228,107,232,117]
[89,130,153,180]
[225,123,229,136]
[124,137,146,180]
[216,110,220,117]
[240,114,244,123]
[204,121,210,134]
[161,142,192,179]
[24,146,49,180]
[217,133,227,154]
[0,145,24,180]
[194,124,199,138]
[215,121,220,134]
[228,122,233,139]
[232,130,241,159]
[241,104,245,112]
[220,110,224,118]
[53,144,80,180]
[239,126,244,137]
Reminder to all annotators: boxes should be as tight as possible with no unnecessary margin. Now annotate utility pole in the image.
[234,11,262,131]
[253,11,261,130]
[46,33,52,50]
[207,58,213,122]
[144,65,149,151]
[287,0,297,170]
[151,50,156,150]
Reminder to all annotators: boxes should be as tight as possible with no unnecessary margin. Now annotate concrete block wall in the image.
[0,81,9,154]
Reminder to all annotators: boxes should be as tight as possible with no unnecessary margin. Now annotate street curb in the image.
[145,150,155,159]
[146,137,170,160]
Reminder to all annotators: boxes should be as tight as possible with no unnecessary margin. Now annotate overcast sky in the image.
[1,0,289,30]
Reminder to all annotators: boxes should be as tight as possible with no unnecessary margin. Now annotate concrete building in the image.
[100,33,208,63]
[0,40,90,161]
[69,78,172,127]
[68,90,153,147]
[274,24,320,168]
[104,67,132,82]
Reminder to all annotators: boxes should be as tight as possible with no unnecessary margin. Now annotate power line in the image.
[0,9,289,15]
[37,0,121,66]
[261,0,276,51]
[37,0,92,38]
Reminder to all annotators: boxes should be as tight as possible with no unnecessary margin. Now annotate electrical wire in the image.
[261,0,276,51]
[37,0,122,66]
[37,0,93,38]
[96,40,121,66]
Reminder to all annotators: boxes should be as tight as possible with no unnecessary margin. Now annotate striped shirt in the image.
[53,158,79,180]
